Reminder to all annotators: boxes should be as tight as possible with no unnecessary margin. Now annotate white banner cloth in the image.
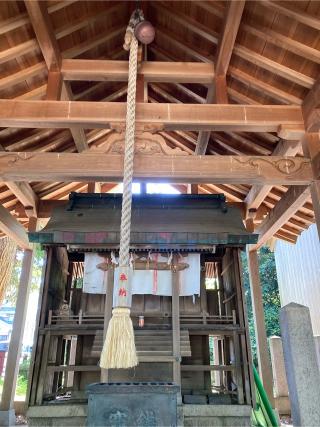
[83,253,108,294]
[83,253,200,296]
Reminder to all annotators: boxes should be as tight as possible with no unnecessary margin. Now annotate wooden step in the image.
[91,329,191,358]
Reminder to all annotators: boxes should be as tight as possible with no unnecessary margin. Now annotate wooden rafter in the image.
[214,0,245,77]
[259,1,320,31]
[0,152,312,185]
[253,186,311,249]
[302,77,320,133]
[24,1,61,71]
[0,0,318,244]
[0,1,77,35]
[195,1,245,155]
[5,182,38,218]
[24,0,89,151]
[0,204,30,249]
[152,4,315,88]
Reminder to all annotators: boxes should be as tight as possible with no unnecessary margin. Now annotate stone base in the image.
[27,405,87,427]
[0,409,16,427]
[183,404,252,427]
[274,396,291,415]
[27,403,253,427]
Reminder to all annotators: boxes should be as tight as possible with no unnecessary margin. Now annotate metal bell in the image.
[134,20,155,45]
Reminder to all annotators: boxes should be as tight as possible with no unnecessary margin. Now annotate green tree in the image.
[241,246,281,365]
[4,244,44,304]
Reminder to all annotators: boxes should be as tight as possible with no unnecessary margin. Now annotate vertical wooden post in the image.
[87,182,101,193]
[190,184,198,194]
[28,247,52,406]
[172,254,181,388]
[101,266,114,382]
[0,218,37,415]
[310,181,320,239]
[302,133,320,240]
[46,71,62,101]
[235,250,255,407]
[247,247,274,405]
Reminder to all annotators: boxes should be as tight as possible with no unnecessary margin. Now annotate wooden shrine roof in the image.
[29,194,257,247]
[0,0,319,247]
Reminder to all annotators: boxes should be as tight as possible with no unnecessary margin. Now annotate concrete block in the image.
[183,405,251,427]
[280,303,320,426]
[0,409,15,427]
[208,394,232,405]
[27,405,87,427]
[183,404,252,417]
[183,395,207,404]
[269,336,289,398]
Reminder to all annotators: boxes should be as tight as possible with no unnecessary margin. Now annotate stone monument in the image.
[280,303,320,426]
[269,336,290,415]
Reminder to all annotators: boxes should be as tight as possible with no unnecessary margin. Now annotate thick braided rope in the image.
[118,36,138,268]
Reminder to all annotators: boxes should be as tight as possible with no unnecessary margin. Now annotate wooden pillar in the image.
[87,182,101,193]
[101,266,114,382]
[310,181,320,239]
[172,255,181,388]
[247,247,274,405]
[0,218,37,414]
[302,133,320,240]
[28,247,52,406]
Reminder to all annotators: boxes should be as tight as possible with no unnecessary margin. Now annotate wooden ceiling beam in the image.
[61,26,124,59]
[229,66,302,105]
[61,60,215,84]
[0,63,47,93]
[252,186,311,249]
[2,5,125,92]
[15,85,47,101]
[215,0,245,77]
[1,4,123,69]
[302,133,320,238]
[153,5,315,89]
[55,3,125,42]
[232,45,314,89]
[302,78,320,133]
[0,152,312,185]
[196,1,244,155]
[24,0,89,152]
[240,21,320,65]
[0,204,30,249]
[245,140,302,216]
[259,1,320,31]
[24,0,61,71]
[0,100,305,134]
[0,1,77,35]
[5,182,38,218]
[149,44,260,108]
[61,82,89,152]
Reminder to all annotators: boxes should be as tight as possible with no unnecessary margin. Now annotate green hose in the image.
[252,365,279,427]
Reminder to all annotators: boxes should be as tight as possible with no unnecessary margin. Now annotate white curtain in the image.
[83,253,200,296]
